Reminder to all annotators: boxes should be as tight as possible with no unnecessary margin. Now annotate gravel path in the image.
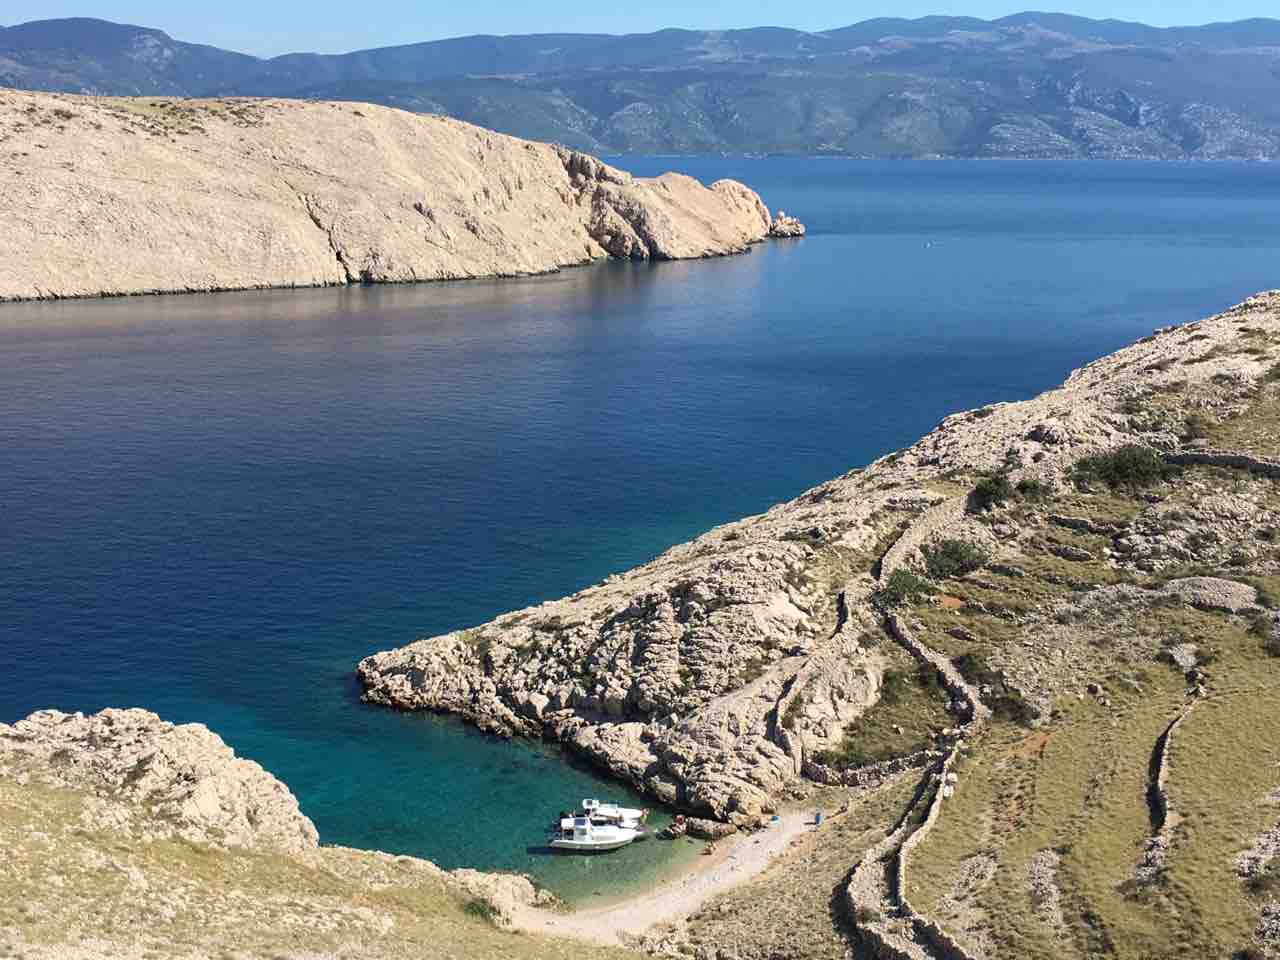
[509,812,814,945]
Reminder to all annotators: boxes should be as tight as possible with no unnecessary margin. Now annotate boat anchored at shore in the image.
[582,798,647,827]
[548,799,651,852]
[549,816,644,852]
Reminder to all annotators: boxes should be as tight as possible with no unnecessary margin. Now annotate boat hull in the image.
[548,837,634,852]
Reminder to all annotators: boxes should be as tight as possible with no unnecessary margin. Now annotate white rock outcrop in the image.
[0,90,797,301]
[0,708,318,852]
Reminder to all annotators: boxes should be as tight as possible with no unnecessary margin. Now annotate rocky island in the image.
[0,88,801,303]
[5,292,1280,959]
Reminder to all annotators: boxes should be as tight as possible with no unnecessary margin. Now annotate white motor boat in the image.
[581,798,648,828]
[549,816,642,852]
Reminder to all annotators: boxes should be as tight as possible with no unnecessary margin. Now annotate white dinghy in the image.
[548,816,641,852]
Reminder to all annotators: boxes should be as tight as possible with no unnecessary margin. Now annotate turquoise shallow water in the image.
[2,159,1280,897]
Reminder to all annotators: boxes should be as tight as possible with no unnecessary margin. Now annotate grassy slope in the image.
[0,776,640,960]
[895,401,1280,957]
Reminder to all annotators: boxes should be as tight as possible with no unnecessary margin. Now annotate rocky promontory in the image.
[360,291,1280,830]
[0,88,801,302]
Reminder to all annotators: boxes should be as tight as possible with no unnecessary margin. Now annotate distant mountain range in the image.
[4,14,1280,158]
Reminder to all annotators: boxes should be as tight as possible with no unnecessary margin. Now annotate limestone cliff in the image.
[0,89,800,302]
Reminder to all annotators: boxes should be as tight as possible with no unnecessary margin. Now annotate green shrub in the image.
[1073,445,1177,492]
[922,539,990,580]
[1264,362,1280,383]
[875,569,936,607]
[972,473,1015,510]
[463,899,497,925]
[1015,477,1051,501]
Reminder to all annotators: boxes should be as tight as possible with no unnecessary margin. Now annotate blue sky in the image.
[4,1,1276,57]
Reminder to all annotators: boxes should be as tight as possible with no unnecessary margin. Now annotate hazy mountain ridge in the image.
[3,14,1280,156]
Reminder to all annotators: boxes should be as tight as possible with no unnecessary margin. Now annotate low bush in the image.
[923,539,990,580]
[972,473,1015,510]
[1073,445,1177,492]
[463,899,498,925]
[874,568,936,608]
[1016,476,1052,501]
[781,695,805,731]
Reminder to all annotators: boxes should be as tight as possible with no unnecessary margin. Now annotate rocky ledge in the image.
[359,291,1280,823]
[0,708,552,923]
[0,89,802,302]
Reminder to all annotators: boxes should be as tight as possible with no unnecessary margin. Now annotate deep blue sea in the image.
[3,159,1280,897]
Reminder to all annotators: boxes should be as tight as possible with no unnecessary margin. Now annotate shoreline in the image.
[510,811,815,945]
[0,243,768,308]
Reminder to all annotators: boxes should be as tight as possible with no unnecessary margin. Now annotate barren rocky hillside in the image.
[362,291,1280,958]
[0,88,800,302]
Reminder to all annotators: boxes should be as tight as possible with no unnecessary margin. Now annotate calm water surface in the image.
[3,159,1279,896]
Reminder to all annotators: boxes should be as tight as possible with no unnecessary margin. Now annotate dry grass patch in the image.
[0,776,639,960]
[1163,675,1280,958]
[1210,390,1280,459]
[905,672,1200,959]
[680,776,919,960]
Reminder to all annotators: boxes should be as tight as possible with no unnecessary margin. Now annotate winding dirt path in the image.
[507,812,813,946]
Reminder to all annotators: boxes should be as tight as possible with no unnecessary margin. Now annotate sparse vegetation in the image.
[952,652,1036,725]
[972,473,1015,510]
[874,568,936,608]
[922,539,990,580]
[814,661,950,769]
[1181,413,1214,441]
[1073,445,1177,492]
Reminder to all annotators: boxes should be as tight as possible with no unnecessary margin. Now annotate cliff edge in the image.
[0,89,801,302]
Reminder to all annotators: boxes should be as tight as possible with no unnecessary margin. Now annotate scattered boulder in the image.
[686,817,738,840]
[1050,543,1095,562]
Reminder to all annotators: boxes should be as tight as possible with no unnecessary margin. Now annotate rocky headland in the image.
[0,88,801,303]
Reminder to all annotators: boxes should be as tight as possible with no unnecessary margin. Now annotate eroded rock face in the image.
[0,708,318,853]
[0,91,799,301]
[359,291,1280,821]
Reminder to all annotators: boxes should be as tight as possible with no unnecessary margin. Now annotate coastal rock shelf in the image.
[360,291,1280,827]
[0,89,801,302]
